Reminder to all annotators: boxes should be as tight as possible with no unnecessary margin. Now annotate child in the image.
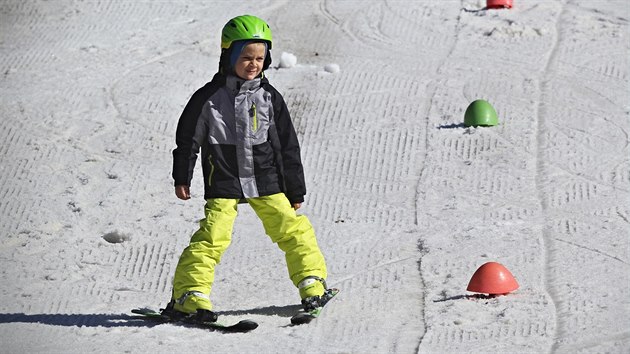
[165,15,328,322]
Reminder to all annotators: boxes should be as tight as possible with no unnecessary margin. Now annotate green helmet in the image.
[221,15,272,49]
[464,99,499,127]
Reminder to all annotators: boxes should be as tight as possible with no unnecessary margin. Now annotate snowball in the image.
[278,52,297,68]
[324,63,340,73]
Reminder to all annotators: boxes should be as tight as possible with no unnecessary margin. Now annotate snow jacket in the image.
[172,73,306,204]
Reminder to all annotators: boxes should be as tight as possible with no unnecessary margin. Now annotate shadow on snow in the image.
[0,304,302,328]
[0,312,155,328]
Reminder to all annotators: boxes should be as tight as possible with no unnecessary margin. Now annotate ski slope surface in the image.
[1,0,629,353]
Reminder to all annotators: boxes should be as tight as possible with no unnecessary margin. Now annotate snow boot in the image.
[192,309,218,323]
[298,276,327,300]
[298,276,328,310]
[161,300,187,320]
[162,298,218,323]
[169,291,214,315]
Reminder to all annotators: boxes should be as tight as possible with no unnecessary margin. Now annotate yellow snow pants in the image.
[171,193,327,311]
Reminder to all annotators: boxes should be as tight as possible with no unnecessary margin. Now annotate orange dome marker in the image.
[487,0,513,9]
[467,262,519,295]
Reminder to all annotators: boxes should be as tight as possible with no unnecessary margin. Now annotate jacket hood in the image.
[219,44,272,75]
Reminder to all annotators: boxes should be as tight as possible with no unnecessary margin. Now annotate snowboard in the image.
[290,288,339,325]
[131,308,258,333]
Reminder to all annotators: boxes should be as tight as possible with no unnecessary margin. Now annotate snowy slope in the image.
[1,0,628,353]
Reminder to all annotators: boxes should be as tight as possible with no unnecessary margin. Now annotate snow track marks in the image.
[1,1,628,353]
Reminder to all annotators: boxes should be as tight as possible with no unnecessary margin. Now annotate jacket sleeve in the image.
[271,88,306,204]
[172,79,219,186]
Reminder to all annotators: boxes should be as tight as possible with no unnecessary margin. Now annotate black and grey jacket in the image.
[172,73,306,204]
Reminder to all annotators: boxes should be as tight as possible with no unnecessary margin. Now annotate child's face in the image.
[234,42,266,80]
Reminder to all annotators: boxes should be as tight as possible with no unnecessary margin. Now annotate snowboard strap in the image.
[298,276,327,290]
[176,291,211,305]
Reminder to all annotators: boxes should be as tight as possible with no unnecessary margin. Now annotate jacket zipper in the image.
[251,103,258,132]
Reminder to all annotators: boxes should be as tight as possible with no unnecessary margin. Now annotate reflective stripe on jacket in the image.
[172,73,306,204]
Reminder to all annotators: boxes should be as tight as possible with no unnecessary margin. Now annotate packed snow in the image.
[278,51,298,68]
[1,1,629,353]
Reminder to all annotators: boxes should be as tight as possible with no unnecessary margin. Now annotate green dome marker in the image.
[464,99,499,127]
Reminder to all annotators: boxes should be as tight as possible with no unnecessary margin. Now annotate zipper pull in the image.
[250,103,258,131]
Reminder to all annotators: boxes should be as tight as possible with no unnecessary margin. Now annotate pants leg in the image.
[247,193,328,293]
[171,198,239,310]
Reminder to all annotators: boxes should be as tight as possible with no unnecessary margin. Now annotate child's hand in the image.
[175,185,191,200]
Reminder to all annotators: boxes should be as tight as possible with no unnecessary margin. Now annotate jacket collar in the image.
[226,75,262,95]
